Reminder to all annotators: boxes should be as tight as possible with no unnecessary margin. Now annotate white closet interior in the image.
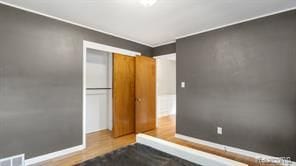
[86,49,112,134]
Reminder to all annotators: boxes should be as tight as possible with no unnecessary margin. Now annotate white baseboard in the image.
[175,133,296,166]
[25,145,85,166]
[157,112,175,118]
[137,134,247,166]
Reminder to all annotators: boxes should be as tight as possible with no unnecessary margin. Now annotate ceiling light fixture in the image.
[140,0,158,7]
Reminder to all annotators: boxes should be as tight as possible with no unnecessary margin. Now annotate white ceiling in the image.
[1,0,296,47]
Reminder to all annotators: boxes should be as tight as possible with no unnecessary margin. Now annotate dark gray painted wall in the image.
[176,10,296,160]
[152,43,176,56]
[0,4,152,159]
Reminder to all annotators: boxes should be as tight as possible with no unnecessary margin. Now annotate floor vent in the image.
[0,154,24,166]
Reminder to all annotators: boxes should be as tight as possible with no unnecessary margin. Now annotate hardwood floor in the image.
[35,116,273,166]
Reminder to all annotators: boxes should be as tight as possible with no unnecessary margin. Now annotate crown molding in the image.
[0,1,153,47]
[176,6,296,40]
[152,40,176,48]
[1,1,296,49]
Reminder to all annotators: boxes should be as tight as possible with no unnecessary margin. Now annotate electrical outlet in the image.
[181,82,185,88]
[217,127,222,135]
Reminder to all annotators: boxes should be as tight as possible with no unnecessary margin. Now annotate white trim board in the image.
[153,40,176,48]
[154,6,296,47]
[154,53,176,60]
[175,134,296,166]
[0,1,152,47]
[136,134,247,166]
[25,145,84,165]
[157,112,176,118]
[141,6,296,48]
[83,40,141,57]
[2,1,296,48]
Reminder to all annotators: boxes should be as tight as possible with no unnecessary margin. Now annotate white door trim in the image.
[153,53,176,60]
[82,40,141,148]
[83,40,141,57]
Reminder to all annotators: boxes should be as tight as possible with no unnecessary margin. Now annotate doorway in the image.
[155,53,176,118]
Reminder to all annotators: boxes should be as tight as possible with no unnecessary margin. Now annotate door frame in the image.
[153,53,176,127]
[82,40,141,148]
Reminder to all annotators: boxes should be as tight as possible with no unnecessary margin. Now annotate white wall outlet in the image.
[181,82,186,88]
[217,127,223,135]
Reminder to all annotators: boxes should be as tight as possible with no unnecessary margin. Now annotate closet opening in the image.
[82,40,156,148]
[82,40,143,147]
[85,49,113,134]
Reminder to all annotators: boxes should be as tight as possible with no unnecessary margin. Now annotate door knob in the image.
[136,98,142,102]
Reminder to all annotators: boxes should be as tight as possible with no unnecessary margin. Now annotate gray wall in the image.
[152,43,176,56]
[176,10,296,160]
[0,4,152,159]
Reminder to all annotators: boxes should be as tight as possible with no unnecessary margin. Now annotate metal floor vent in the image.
[0,154,24,166]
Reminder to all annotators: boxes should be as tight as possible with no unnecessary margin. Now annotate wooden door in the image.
[135,56,156,133]
[112,53,135,137]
